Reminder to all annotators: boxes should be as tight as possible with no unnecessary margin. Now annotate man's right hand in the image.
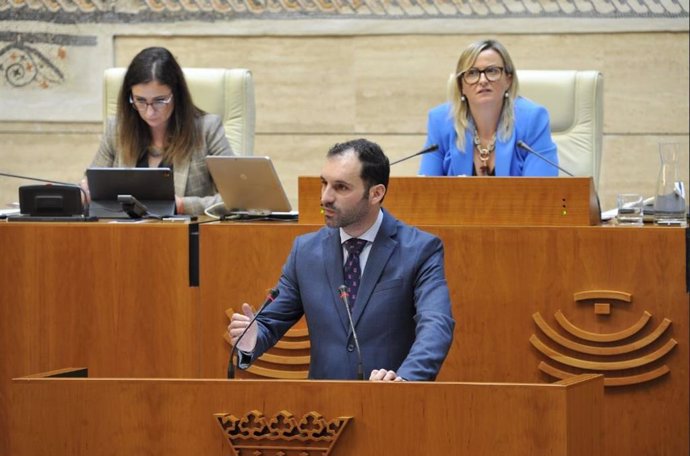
[228,303,258,352]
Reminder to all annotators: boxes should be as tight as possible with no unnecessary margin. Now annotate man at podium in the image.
[229,139,455,381]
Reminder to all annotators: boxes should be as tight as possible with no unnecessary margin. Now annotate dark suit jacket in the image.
[249,209,455,380]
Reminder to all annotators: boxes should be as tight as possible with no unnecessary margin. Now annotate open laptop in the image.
[86,168,176,219]
[206,156,295,217]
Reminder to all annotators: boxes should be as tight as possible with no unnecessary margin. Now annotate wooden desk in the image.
[199,221,689,456]
[0,221,199,455]
[11,368,603,456]
[1,218,687,456]
[299,176,601,226]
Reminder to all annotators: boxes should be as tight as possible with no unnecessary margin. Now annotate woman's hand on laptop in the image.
[175,195,184,214]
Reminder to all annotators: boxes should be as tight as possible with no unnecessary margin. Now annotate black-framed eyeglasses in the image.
[458,66,505,85]
[129,93,174,112]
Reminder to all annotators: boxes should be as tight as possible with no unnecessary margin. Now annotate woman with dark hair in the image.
[82,46,233,215]
[418,39,558,177]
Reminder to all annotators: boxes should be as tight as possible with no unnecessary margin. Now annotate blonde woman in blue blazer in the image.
[419,39,558,177]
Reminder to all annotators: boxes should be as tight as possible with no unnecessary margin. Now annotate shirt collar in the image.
[340,209,383,245]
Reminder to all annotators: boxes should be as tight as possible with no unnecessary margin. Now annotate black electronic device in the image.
[18,184,83,216]
[86,167,175,219]
[0,171,92,221]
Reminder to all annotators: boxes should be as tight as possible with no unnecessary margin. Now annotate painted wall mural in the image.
[1,0,688,21]
[0,31,96,89]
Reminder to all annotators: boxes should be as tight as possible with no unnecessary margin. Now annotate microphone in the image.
[516,141,574,177]
[337,285,364,380]
[0,170,90,217]
[390,144,439,165]
[227,288,280,379]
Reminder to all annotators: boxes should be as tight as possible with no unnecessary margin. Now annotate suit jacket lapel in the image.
[322,229,350,333]
[494,140,511,176]
[352,210,396,324]
[495,132,518,176]
[173,157,191,197]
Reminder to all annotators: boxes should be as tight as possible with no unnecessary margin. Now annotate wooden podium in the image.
[2,177,687,456]
[10,368,603,456]
[298,176,601,226]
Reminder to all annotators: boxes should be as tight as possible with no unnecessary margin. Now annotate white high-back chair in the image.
[103,67,255,156]
[518,70,603,188]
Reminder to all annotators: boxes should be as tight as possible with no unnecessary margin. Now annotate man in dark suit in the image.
[228,138,455,381]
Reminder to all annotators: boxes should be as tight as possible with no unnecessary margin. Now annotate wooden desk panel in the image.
[2,220,687,456]
[11,371,603,456]
[199,222,689,456]
[0,222,199,455]
[299,176,601,226]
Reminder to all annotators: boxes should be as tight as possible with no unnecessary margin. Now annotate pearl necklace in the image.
[473,131,496,176]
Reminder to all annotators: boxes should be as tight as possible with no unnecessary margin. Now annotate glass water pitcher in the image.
[653,143,687,226]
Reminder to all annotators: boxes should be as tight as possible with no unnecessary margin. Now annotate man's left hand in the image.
[369,369,405,382]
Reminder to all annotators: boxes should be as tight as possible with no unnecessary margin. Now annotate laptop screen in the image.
[206,156,292,214]
[85,167,176,218]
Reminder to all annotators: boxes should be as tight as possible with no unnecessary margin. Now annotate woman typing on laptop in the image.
[81,46,233,216]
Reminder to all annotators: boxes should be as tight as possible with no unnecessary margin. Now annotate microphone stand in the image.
[338,285,364,380]
[227,288,280,379]
[516,141,574,176]
[516,141,602,221]
[390,144,439,166]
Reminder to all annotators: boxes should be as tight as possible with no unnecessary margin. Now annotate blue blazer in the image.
[419,97,559,177]
[249,209,455,380]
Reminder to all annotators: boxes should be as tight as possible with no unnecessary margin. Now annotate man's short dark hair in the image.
[327,139,390,194]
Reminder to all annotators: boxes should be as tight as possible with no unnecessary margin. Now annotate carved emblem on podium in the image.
[214,409,352,456]
[531,290,677,387]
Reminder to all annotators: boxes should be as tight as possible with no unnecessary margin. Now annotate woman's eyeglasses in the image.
[129,93,173,112]
[458,66,505,85]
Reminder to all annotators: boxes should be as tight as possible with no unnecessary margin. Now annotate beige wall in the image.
[1,32,688,212]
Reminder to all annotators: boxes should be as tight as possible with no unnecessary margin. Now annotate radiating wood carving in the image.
[214,410,351,456]
[224,308,311,379]
[538,361,671,387]
[533,312,672,355]
[531,289,678,387]
[555,310,652,342]
[530,333,677,370]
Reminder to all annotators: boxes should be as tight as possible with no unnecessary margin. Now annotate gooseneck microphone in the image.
[516,141,574,177]
[227,288,280,379]
[337,285,364,380]
[0,171,76,187]
[390,144,439,165]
